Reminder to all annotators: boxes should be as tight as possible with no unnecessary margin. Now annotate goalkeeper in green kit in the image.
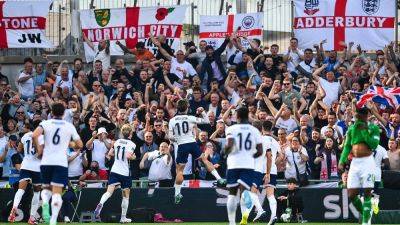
[338,107,380,225]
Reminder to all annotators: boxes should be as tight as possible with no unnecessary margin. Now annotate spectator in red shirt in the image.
[78,161,108,185]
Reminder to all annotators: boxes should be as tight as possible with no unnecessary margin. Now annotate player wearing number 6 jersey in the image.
[94,124,136,223]
[169,99,226,204]
[8,121,43,225]
[32,103,83,225]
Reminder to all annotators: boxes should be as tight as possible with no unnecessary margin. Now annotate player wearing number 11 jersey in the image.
[94,124,136,223]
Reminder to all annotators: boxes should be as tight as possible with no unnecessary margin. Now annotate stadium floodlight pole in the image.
[191,3,197,41]
[259,0,265,12]
[219,0,224,15]
[291,0,294,37]
[225,2,232,15]
[134,0,138,7]
[177,0,181,5]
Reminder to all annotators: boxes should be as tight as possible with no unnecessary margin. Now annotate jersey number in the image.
[116,146,126,160]
[237,133,252,151]
[52,128,60,145]
[174,121,189,136]
[25,140,36,155]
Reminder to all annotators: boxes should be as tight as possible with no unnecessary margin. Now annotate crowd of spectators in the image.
[1,32,400,187]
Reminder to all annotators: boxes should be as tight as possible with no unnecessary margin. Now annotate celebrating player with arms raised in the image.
[169,99,226,204]
[339,107,380,225]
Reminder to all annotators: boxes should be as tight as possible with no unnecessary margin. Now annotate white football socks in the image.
[227,195,237,225]
[249,192,263,213]
[267,195,277,219]
[100,192,112,205]
[211,169,222,180]
[12,189,25,208]
[50,193,62,225]
[174,184,182,196]
[30,191,40,217]
[41,189,52,205]
[121,197,129,219]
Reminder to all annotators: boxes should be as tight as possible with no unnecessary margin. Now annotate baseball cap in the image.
[98,127,108,134]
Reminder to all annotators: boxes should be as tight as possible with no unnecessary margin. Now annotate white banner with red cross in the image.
[80,6,187,62]
[199,13,263,49]
[0,0,53,48]
[293,0,395,51]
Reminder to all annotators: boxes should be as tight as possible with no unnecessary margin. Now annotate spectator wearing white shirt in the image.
[0,126,8,179]
[154,39,197,80]
[283,38,304,73]
[67,147,88,180]
[283,137,309,182]
[17,58,35,100]
[86,127,112,170]
[140,142,173,187]
[83,33,111,70]
[312,64,342,107]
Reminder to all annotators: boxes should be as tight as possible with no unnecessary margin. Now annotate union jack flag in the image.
[357,86,400,108]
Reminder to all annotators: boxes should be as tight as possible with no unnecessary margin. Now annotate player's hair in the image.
[177,99,189,113]
[28,120,41,131]
[262,120,273,132]
[121,124,132,139]
[252,120,263,132]
[51,103,65,118]
[236,107,249,122]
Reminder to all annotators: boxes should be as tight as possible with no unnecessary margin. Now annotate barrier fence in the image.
[0,0,293,57]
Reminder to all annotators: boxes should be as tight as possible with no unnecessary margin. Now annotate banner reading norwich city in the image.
[199,13,263,49]
[80,6,187,62]
[293,0,395,51]
[0,1,53,48]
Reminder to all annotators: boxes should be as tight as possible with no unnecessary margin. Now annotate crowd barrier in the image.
[0,187,399,223]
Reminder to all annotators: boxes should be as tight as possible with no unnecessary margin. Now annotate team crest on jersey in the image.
[94,9,110,27]
[304,0,319,15]
[362,0,380,15]
[242,16,255,29]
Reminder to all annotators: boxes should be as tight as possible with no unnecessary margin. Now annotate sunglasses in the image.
[93,84,101,87]
[16,111,24,114]
[154,124,162,127]
[283,83,291,86]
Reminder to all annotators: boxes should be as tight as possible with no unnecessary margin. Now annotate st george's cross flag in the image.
[0,0,53,48]
[293,0,395,51]
[199,13,263,48]
[80,6,187,62]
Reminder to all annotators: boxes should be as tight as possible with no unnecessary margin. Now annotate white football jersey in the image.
[40,119,80,167]
[225,123,262,170]
[374,145,388,182]
[20,132,43,172]
[169,113,209,145]
[254,135,279,174]
[110,138,136,176]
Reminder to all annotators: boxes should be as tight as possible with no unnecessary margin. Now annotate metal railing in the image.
[0,0,293,57]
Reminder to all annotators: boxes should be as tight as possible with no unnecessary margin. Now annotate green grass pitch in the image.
[3,223,393,225]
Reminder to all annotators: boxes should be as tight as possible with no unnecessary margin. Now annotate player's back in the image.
[20,131,42,172]
[40,119,80,167]
[111,138,136,176]
[226,123,262,170]
[265,135,279,175]
[255,135,279,173]
[169,115,198,145]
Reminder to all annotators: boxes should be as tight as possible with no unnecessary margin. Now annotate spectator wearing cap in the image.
[116,40,154,61]
[17,58,35,101]
[140,142,173,187]
[200,36,230,88]
[86,127,112,170]
[0,134,18,179]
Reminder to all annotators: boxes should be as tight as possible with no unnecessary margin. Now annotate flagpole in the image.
[395,1,399,52]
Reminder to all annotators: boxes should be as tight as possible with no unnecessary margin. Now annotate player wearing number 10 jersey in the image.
[32,103,83,225]
[169,99,225,204]
[94,124,136,223]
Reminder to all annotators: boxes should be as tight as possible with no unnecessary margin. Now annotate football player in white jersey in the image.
[371,145,390,214]
[8,121,43,224]
[32,103,83,225]
[224,107,263,225]
[94,124,136,223]
[169,99,225,204]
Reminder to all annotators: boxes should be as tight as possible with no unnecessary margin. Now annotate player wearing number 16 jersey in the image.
[8,121,43,225]
[169,99,225,204]
[32,103,83,225]
[94,124,136,223]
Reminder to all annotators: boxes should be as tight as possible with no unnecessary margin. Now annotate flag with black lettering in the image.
[0,0,53,48]
[293,0,395,50]
[80,6,188,62]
